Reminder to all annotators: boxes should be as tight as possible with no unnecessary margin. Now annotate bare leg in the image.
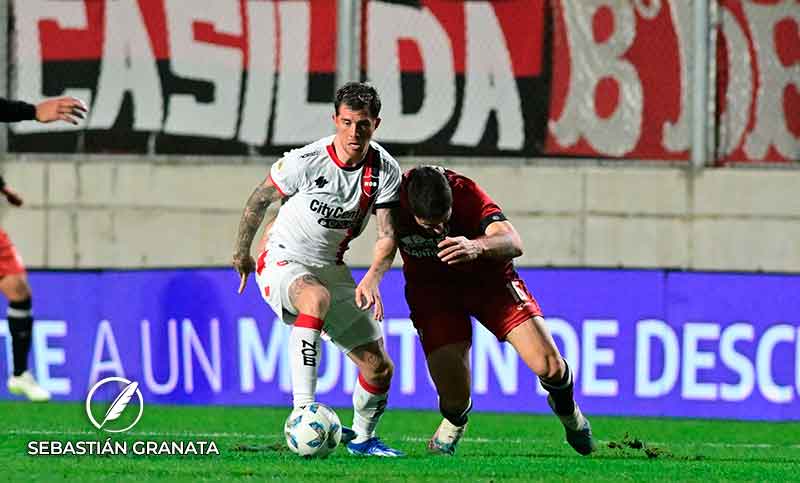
[347,338,394,388]
[506,316,595,455]
[424,341,472,455]
[426,341,472,420]
[505,316,566,384]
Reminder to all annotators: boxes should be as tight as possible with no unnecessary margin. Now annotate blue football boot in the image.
[346,437,405,457]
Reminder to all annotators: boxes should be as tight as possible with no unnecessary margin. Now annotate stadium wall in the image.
[1,157,798,273]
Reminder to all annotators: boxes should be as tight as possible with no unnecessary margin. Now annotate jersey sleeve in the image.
[375,156,401,209]
[0,98,36,122]
[268,154,304,197]
[457,177,507,233]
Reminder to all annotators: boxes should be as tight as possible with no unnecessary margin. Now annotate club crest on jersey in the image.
[362,175,379,197]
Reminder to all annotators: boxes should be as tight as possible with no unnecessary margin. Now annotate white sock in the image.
[289,320,322,408]
[351,374,388,443]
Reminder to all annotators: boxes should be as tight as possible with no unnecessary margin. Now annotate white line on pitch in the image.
[4,429,799,449]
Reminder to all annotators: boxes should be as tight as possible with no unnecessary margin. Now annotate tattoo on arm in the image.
[375,207,398,241]
[366,207,398,277]
[234,181,281,256]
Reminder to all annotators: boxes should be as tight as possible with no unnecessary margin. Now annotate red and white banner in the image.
[7,0,798,163]
[11,0,337,154]
[715,0,799,164]
[545,0,798,163]
[546,0,691,160]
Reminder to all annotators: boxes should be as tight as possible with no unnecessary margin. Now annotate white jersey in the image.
[266,135,401,267]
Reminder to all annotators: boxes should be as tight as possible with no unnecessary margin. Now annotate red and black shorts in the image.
[405,277,543,355]
[0,229,25,276]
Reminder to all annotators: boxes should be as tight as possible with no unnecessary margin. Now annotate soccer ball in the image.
[284,402,342,458]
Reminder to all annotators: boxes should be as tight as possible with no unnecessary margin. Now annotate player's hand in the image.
[232,252,256,294]
[1,186,23,207]
[437,236,483,265]
[355,274,385,321]
[35,96,88,125]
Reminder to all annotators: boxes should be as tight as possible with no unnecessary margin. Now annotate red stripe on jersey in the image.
[326,144,345,167]
[268,172,287,197]
[326,144,372,171]
[256,250,268,276]
[334,153,379,264]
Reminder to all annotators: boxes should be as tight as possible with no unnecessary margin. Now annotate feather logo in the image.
[85,377,145,433]
[101,381,139,428]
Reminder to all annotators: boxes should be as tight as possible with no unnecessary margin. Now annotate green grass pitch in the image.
[1,401,797,482]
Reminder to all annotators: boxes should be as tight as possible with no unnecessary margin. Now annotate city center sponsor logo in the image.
[26,377,218,457]
[309,199,358,229]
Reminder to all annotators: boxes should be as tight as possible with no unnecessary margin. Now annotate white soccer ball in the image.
[284,402,342,458]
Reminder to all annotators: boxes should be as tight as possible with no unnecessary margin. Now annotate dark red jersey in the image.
[397,168,516,283]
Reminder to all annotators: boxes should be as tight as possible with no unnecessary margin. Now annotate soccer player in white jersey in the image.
[232,82,404,457]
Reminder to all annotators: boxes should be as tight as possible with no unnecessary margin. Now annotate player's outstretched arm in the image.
[437,220,523,265]
[232,177,283,293]
[0,98,36,122]
[355,206,399,321]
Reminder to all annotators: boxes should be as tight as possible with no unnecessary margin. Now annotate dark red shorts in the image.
[405,277,543,355]
[0,229,25,276]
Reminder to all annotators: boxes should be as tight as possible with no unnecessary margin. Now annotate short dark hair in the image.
[406,166,452,220]
[334,82,381,118]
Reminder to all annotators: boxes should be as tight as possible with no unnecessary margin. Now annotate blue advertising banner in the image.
[1,268,798,420]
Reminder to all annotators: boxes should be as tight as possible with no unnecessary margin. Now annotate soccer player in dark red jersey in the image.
[1,95,87,400]
[397,166,595,456]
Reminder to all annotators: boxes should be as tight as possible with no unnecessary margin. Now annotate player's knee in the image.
[8,278,31,302]
[311,289,331,314]
[370,358,394,387]
[295,287,331,317]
